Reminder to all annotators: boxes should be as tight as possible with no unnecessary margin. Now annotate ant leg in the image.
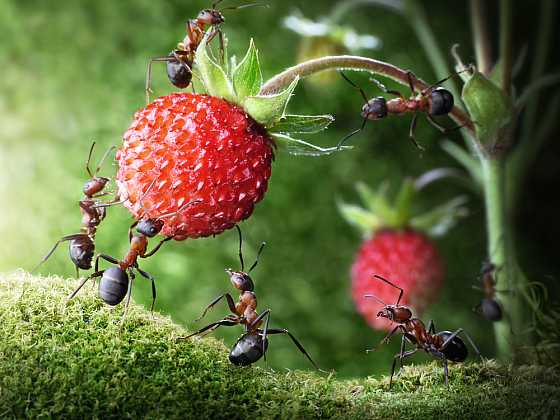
[67,270,104,301]
[426,114,465,134]
[427,319,436,335]
[95,253,120,271]
[248,309,271,360]
[406,71,417,94]
[472,303,483,316]
[32,233,88,273]
[145,56,173,103]
[76,266,80,279]
[471,285,484,292]
[260,328,320,370]
[128,221,139,243]
[408,113,425,151]
[390,334,406,388]
[120,270,135,324]
[337,117,367,149]
[441,328,483,360]
[142,236,173,258]
[194,293,237,321]
[369,78,404,98]
[176,318,239,340]
[366,325,402,352]
[136,267,156,313]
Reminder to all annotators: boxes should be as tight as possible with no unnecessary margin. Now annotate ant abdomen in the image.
[166,54,193,89]
[229,333,268,366]
[69,237,95,270]
[429,88,454,116]
[481,298,503,321]
[98,267,129,306]
[436,330,468,362]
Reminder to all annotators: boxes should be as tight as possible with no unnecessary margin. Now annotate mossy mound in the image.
[0,271,558,419]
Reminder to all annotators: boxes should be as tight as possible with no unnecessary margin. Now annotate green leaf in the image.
[244,77,299,127]
[461,71,512,144]
[337,202,381,236]
[232,39,262,102]
[268,115,334,134]
[270,133,351,156]
[194,32,235,102]
[410,196,469,238]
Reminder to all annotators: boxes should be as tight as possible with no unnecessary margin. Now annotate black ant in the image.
[145,1,265,102]
[366,274,481,387]
[473,261,505,322]
[338,68,470,150]
[67,184,199,320]
[33,142,116,277]
[177,225,319,369]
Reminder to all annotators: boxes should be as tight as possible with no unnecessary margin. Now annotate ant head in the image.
[481,260,495,275]
[429,87,454,116]
[362,97,387,120]
[226,269,255,292]
[197,9,225,25]
[136,219,164,238]
[376,305,413,323]
[83,177,109,197]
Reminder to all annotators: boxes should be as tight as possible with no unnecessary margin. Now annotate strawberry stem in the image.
[259,55,475,133]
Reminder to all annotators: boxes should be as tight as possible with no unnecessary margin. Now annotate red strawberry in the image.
[351,229,445,331]
[339,177,468,331]
[116,93,274,239]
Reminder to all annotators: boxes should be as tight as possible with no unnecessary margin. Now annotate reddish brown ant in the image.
[366,274,481,387]
[338,68,470,150]
[473,261,506,322]
[177,225,319,369]
[33,142,116,277]
[67,182,200,320]
[145,1,266,102]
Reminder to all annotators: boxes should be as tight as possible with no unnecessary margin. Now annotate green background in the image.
[0,0,557,378]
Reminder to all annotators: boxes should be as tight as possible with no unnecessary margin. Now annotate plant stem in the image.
[470,0,492,75]
[260,55,475,133]
[329,0,404,22]
[499,0,513,95]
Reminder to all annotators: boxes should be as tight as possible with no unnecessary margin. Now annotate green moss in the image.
[1,271,558,419]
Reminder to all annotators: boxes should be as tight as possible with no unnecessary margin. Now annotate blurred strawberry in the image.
[339,174,468,330]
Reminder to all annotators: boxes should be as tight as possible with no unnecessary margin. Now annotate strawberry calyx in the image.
[338,169,469,238]
[194,32,348,156]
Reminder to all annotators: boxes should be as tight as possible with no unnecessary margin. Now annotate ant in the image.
[366,274,481,387]
[67,182,199,320]
[145,1,264,102]
[33,142,116,277]
[338,68,470,150]
[177,225,319,369]
[473,261,505,322]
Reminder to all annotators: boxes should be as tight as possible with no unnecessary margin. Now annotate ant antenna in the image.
[373,274,404,306]
[422,66,473,94]
[235,224,244,272]
[86,142,116,178]
[211,0,225,8]
[337,72,369,149]
[364,293,386,306]
[222,2,269,11]
[86,142,96,178]
[248,242,266,273]
[94,145,116,177]
[157,198,202,220]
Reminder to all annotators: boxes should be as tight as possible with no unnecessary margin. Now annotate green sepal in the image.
[393,178,415,228]
[232,38,263,103]
[337,201,382,236]
[270,133,351,156]
[268,115,334,134]
[462,71,512,144]
[410,196,469,238]
[244,77,299,127]
[355,181,394,225]
[195,33,235,102]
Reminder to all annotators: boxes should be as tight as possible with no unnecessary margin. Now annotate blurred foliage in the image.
[0,0,557,378]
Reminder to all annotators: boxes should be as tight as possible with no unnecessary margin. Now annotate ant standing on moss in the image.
[338,68,471,150]
[366,274,481,387]
[145,1,265,102]
[33,142,116,278]
[177,225,319,369]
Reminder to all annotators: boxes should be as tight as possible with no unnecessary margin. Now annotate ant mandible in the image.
[67,182,199,320]
[473,261,505,322]
[366,274,481,387]
[338,68,470,151]
[145,1,264,102]
[177,225,320,369]
[33,142,116,277]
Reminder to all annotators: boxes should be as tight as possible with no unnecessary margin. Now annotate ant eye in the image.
[430,88,454,116]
